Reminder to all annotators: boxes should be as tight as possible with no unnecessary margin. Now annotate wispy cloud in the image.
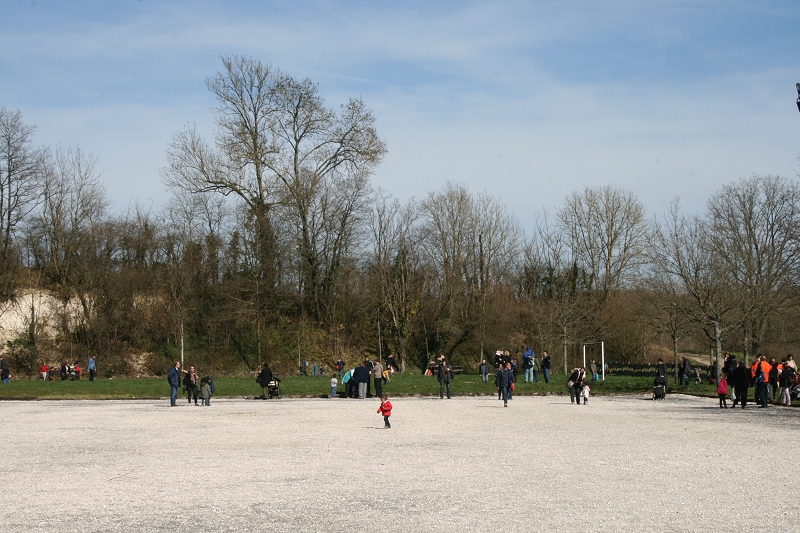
[1,0,798,225]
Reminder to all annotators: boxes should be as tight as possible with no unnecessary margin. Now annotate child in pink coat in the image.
[717,373,729,409]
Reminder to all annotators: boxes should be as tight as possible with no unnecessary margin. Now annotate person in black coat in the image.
[499,362,515,407]
[167,361,181,406]
[353,364,370,399]
[257,364,273,400]
[541,351,552,383]
[437,358,452,399]
[731,361,750,409]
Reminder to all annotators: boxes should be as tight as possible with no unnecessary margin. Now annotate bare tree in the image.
[25,146,108,340]
[369,192,426,371]
[651,198,739,376]
[0,107,44,302]
[557,185,648,297]
[419,182,521,361]
[706,174,800,359]
[163,55,385,321]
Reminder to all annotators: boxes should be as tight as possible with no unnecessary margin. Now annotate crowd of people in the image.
[656,353,799,409]
[23,356,98,382]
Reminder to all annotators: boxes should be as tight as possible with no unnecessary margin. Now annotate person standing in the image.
[372,359,384,399]
[0,357,10,384]
[779,362,795,406]
[377,394,392,429]
[87,356,96,381]
[330,375,338,398]
[499,362,514,407]
[541,351,551,383]
[167,361,181,407]
[258,363,273,400]
[656,358,667,379]
[40,362,49,381]
[567,368,585,405]
[590,359,598,381]
[354,363,370,399]
[731,361,750,409]
[479,359,490,383]
[184,366,199,405]
[437,358,452,399]
[200,377,211,406]
[335,358,345,378]
[769,357,779,402]
[363,357,375,398]
[717,373,729,409]
[523,347,534,383]
[751,355,772,408]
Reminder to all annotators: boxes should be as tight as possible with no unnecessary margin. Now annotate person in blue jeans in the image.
[167,361,181,406]
[523,347,534,383]
[500,362,515,407]
[541,351,551,383]
[87,356,96,381]
[479,359,490,383]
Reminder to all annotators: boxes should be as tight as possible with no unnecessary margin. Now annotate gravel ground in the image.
[3,393,799,533]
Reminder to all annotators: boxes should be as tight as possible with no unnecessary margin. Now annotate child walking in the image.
[717,372,729,409]
[200,376,211,406]
[330,376,338,399]
[580,383,590,405]
[377,394,392,429]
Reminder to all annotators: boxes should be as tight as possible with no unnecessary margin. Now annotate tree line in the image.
[2,55,799,378]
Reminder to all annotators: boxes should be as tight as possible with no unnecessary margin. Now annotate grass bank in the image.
[0,372,730,400]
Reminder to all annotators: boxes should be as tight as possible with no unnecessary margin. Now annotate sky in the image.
[1,0,799,231]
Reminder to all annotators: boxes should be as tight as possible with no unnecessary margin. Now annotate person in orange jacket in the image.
[751,355,772,408]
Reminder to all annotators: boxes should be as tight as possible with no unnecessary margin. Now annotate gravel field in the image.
[3,394,799,533]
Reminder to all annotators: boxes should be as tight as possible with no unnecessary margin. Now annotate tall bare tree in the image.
[557,185,648,297]
[0,107,44,302]
[164,55,385,321]
[369,192,426,371]
[706,174,800,359]
[651,199,739,376]
[25,146,108,340]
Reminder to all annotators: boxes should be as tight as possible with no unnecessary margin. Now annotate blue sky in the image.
[2,0,799,228]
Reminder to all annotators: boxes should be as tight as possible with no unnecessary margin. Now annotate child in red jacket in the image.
[717,373,729,409]
[377,394,392,429]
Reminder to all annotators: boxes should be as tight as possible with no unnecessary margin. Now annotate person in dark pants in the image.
[372,359,383,399]
[769,357,779,401]
[87,356,96,381]
[167,361,181,406]
[184,365,199,405]
[258,363,273,400]
[541,351,551,383]
[437,357,452,399]
[363,357,374,397]
[499,362,514,407]
[752,355,772,408]
[731,361,750,409]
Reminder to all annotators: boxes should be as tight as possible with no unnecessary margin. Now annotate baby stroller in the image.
[653,375,667,400]
[267,376,282,399]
